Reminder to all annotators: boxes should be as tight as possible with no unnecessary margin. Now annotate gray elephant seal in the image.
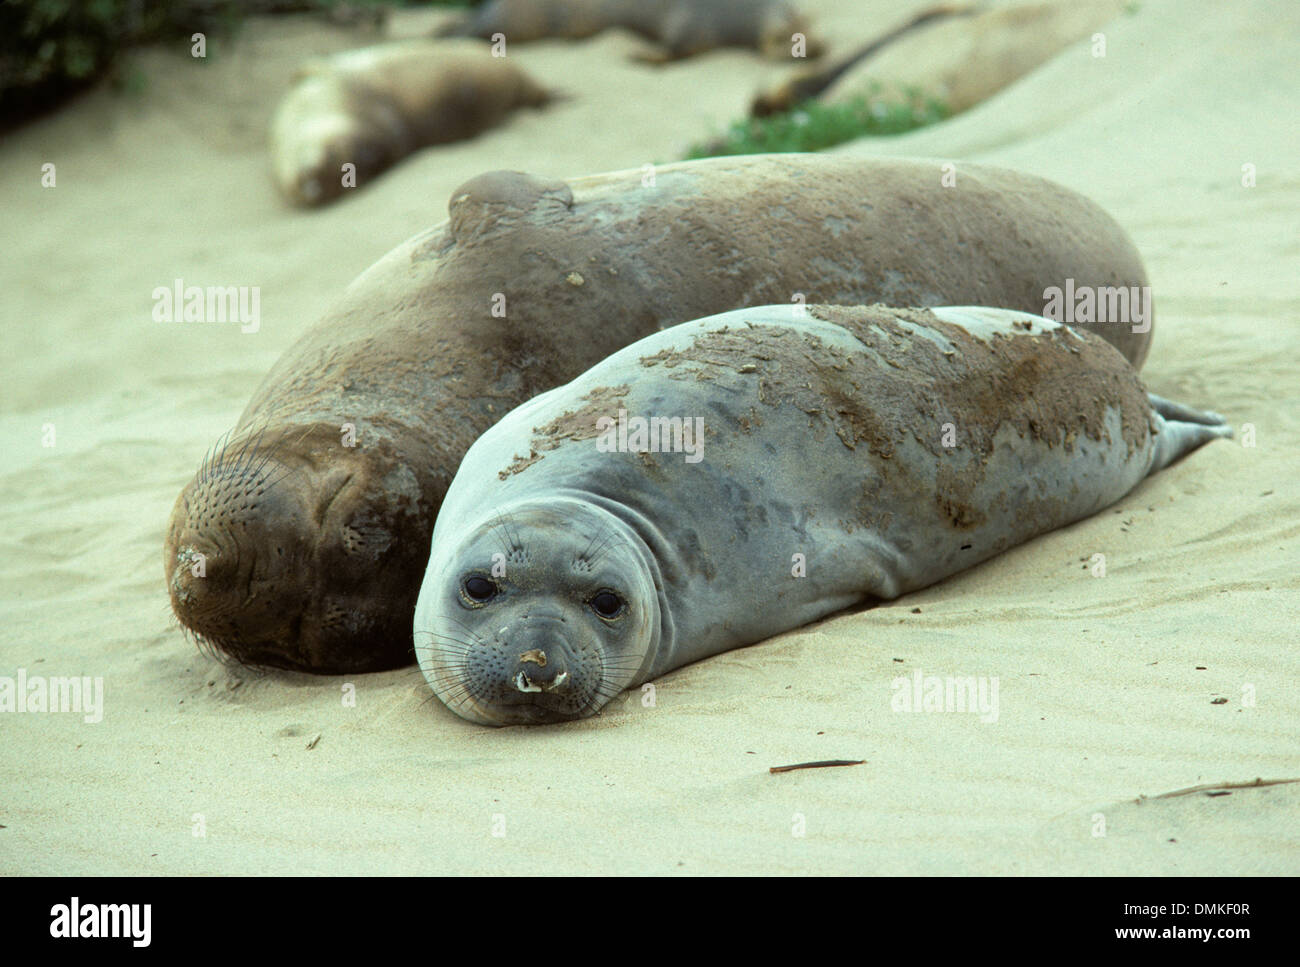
[413,304,1229,725]
[166,154,1154,674]
[437,0,825,62]
[269,40,553,206]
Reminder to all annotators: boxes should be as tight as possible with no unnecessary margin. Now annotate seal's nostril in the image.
[512,641,567,694]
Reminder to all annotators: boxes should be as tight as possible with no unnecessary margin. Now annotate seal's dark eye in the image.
[463,576,497,602]
[589,590,623,619]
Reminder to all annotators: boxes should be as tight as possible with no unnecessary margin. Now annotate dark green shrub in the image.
[686,87,949,160]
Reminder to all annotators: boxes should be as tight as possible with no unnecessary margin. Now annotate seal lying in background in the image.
[752,0,1124,116]
[414,304,1230,726]
[269,40,553,206]
[437,0,825,62]
[166,154,1154,674]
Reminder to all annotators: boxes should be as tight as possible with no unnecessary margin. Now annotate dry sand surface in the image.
[2,0,1297,875]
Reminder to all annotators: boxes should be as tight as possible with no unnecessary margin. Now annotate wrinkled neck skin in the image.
[416,494,681,724]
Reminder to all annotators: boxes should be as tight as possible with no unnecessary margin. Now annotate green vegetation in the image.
[685,88,949,160]
[0,0,474,127]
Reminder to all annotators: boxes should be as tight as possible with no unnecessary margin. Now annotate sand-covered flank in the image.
[1,0,1296,874]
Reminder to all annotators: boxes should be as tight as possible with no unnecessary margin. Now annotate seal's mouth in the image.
[514,669,569,693]
[417,623,609,726]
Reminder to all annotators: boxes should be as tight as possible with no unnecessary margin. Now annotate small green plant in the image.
[685,87,949,160]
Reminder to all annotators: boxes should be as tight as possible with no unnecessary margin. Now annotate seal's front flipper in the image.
[1147,393,1233,473]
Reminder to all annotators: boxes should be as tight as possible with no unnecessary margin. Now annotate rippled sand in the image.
[2,0,1296,874]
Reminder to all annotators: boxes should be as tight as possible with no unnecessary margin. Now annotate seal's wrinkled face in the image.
[164,424,424,673]
[272,75,401,207]
[284,116,392,206]
[415,505,657,726]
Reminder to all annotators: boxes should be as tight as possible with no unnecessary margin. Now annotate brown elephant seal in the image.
[269,40,553,206]
[413,304,1228,725]
[752,0,1124,116]
[165,154,1154,674]
[437,0,825,62]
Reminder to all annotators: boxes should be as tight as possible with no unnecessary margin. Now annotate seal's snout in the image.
[168,421,422,674]
[513,647,570,694]
[165,450,315,665]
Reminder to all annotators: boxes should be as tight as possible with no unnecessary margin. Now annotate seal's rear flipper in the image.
[1148,393,1226,426]
[1148,393,1233,472]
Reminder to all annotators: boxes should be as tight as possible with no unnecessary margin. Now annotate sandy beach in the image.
[2,0,1297,875]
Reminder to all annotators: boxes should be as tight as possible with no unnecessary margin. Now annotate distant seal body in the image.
[165,154,1154,674]
[413,304,1230,725]
[753,0,1123,116]
[269,40,552,206]
[438,0,825,61]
